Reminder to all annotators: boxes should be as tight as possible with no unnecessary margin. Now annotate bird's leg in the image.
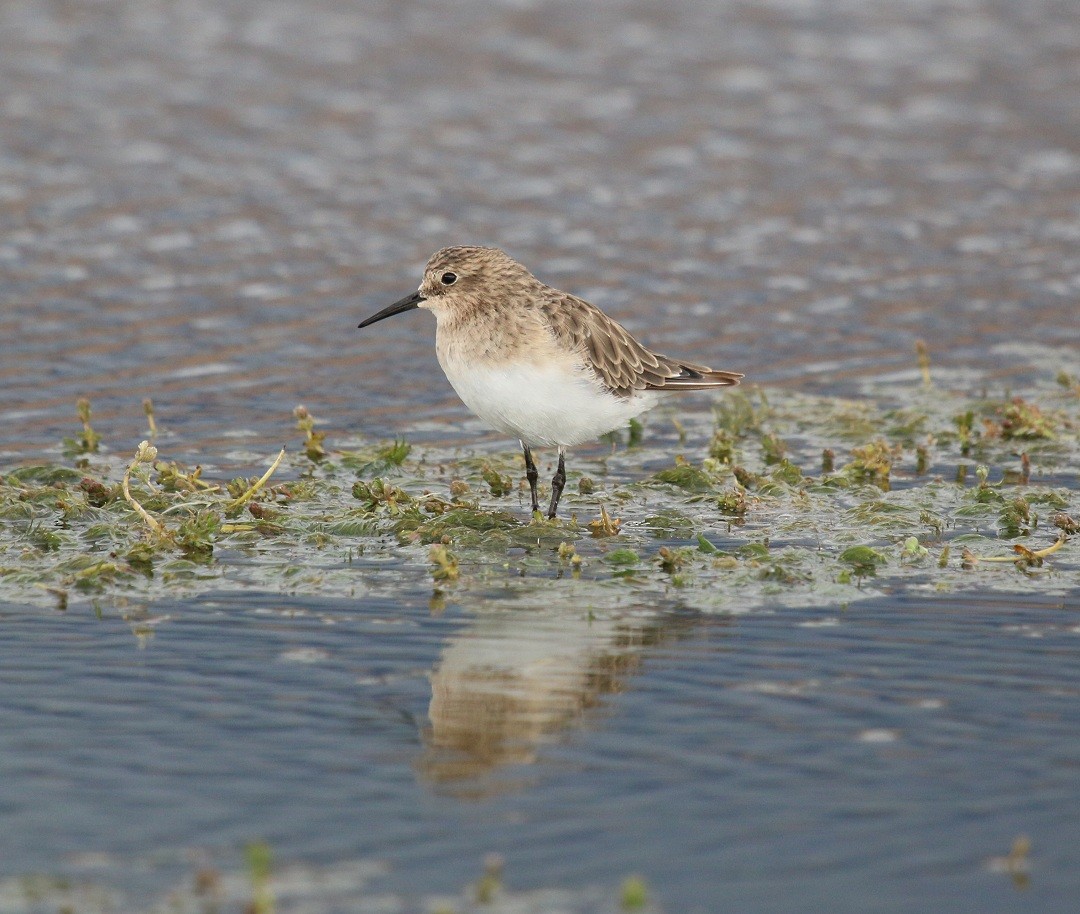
[547,449,566,519]
[521,442,541,513]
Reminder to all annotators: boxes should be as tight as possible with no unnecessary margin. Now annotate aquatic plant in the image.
[0,378,1076,620]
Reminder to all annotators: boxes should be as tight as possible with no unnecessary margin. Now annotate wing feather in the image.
[540,292,743,396]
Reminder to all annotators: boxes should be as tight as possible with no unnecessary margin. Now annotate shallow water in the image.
[2,1,1080,912]
[3,590,1078,913]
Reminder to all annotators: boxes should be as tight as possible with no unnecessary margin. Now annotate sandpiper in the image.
[358,246,742,518]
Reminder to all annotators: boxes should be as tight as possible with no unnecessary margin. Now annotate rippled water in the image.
[2,0,1079,911]
[4,0,1080,460]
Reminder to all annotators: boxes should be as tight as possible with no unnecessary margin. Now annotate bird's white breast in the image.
[437,350,659,448]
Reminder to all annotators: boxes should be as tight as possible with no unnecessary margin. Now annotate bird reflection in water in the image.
[416,606,693,794]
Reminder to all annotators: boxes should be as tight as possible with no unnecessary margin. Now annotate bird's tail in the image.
[651,360,744,390]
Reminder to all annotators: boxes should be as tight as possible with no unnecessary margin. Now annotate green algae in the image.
[0,377,1077,619]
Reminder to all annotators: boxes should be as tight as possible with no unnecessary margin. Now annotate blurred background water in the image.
[2,0,1079,460]
[1,1,1079,912]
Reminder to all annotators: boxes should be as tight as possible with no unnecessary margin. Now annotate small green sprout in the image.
[63,397,102,455]
[174,509,219,559]
[293,405,327,460]
[378,437,411,466]
[143,398,157,438]
[620,875,649,911]
[915,339,931,387]
[714,389,764,437]
[998,496,1032,538]
[731,465,762,489]
[760,432,787,465]
[121,441,168,540]
[900,536,929,564]
[429,544,459,583]
[953,410,977,455]
[1056,370,1079,394]
[708,428,735,463]
[244,841,274,914]
[474,853,503,904]
[915,444,929,474]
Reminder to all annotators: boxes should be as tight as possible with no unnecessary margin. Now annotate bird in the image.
[358,246,742,519]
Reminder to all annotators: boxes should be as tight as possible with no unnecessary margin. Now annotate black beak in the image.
[358,291,426,329]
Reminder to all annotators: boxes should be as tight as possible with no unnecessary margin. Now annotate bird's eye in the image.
[440,272,457,285]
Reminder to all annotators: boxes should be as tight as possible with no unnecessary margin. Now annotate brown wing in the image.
[540,292,743,397]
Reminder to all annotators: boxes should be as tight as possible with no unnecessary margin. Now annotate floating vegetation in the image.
[997,397,1060,441]
[0,379,1077,617]
[0,849,660,914]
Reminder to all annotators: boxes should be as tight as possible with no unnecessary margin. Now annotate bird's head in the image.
[359,246,535,328]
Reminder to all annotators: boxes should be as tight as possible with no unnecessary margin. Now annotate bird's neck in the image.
[435,297,550,369]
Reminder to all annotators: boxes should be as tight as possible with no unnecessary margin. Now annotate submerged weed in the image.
[79,476,115,506]
[713,388,768,437]
[481,463,513,497]
[341,438,412,477]
[716,486,749,518]
[844,440,895,488]
[352,479,412,514]
[998,398,1060,440]
[652,459,715,493]
[760,432,787,465]
[429,544,460,584]
[709,427,736,463]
